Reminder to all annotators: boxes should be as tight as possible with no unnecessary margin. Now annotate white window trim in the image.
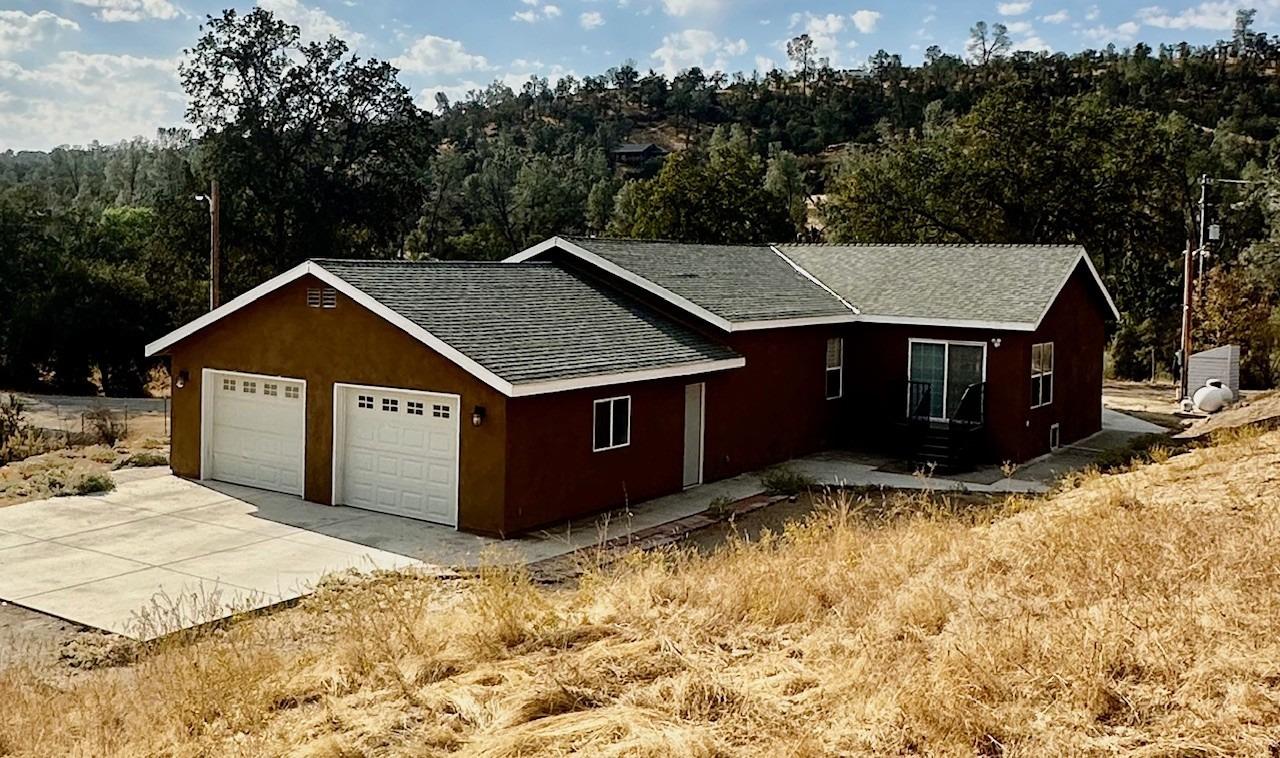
[825,337,844,400]
[906,338,988,423]
[593,395,632,452]
[1031,341,1054,409]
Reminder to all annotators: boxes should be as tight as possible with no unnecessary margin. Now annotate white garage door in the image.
[336,385,459,526]
[204,371,306,496]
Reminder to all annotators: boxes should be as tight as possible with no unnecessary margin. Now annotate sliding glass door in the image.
[908,341,986,420]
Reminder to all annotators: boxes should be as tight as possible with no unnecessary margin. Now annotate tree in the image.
[787,34,815,94]
[765,146,807,236]
[967,21,1011,65]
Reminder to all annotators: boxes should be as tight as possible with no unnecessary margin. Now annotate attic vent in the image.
[307,287,337,309]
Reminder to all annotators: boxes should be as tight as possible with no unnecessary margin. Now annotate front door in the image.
[683,383,704,488]
[908,341,986,420]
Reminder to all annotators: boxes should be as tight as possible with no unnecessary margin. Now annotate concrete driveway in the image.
[0,471,432,639]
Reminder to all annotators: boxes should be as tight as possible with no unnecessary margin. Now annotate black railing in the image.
[906,380,933,420]
[899,380,987,471]
[950,381,986,427]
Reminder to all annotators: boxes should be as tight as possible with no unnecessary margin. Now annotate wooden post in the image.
[209,179,221,310]
[1178,244,1194,402]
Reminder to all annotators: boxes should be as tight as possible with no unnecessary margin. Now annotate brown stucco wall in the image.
[842,261,1108,463]
[165,274,510,535]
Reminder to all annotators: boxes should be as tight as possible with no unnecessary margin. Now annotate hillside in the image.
[1,426,1279,755]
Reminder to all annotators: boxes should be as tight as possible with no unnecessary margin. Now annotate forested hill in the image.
[2,7,1279,396]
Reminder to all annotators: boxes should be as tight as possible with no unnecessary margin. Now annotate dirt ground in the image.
[3,391,169,442]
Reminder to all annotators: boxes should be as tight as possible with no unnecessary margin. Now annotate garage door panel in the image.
[338,387,458,526]
[206,372,305,497]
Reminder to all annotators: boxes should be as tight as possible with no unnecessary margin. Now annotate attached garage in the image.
[333,384,460,527]
[202,369,306,496]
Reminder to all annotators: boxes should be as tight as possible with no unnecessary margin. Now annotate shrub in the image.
[0,395,54,464]
[85,406,126,446]
[759,465,814,496]
[71,472,115,496]
[121,452,169,468]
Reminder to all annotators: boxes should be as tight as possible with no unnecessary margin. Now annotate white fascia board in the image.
[508,236,735,332]
[145,262,315,356]
[768,245,862,315]
[1029,250,1121,329]
[508,357,746,397]
[855,314,1037,331]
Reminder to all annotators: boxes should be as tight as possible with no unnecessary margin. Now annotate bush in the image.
[121,452,169,468]
[85,406,125,446]
[0,394,54,464]
[760,465,814,496]
[70,472,115,496]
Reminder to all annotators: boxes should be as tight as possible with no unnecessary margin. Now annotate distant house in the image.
[609,143,667,165]
[146,237,1117,537]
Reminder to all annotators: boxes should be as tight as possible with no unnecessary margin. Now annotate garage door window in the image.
[382,398,399,413]
[357,394,374,409]
[263,383,278,396]
[285,385,300,399]
[242,381,256,394]
[222,377,236,392]
[432,404,450,418]
[407,401,424,415]
[593,396,630,452]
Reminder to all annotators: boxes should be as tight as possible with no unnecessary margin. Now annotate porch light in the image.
[175,370,189,389]
[472,405,486,427]
[990,338,1002,348]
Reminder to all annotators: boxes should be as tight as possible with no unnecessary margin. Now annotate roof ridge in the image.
[776,242,1083,248]
[563,235,776,249]
[311,258,552,266]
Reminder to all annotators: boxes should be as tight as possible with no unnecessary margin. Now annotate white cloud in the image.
[257,0,365,46]
[651,28,746,75]
[851,9,881,33]
[1080,20,1140,43]
[998,2,1032,15]
[1005,20,1033,33]
[1085,5,1101,20]
[0,10,79,55]
[0,52,183,149]
[1135,2,1237,30]
[393,35,490,74]
[68,0,181,23]
[1040,9,1069,23]
[754,55,776,72]
[1013,33,1051,51]
[580,11,604,29]
[513,1,562,23]
[661,0,722,17]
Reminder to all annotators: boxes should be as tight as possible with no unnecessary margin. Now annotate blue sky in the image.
[0,0,1272,149]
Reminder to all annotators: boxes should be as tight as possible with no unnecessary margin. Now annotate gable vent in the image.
[307,287,337,309]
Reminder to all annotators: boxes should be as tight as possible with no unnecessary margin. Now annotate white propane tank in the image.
[1192,379,1234,413]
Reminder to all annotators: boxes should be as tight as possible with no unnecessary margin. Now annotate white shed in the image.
[1188,345,1241,399]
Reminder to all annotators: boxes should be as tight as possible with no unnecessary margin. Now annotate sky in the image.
[0,0,1274,150]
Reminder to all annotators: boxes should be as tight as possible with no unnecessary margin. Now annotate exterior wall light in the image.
[472,405,486,427]
[991,338,1002,348]
[175,370,189,389]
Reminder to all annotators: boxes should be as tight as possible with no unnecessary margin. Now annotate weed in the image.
[120,452,169,468]
[69,472,115,495]
[759,464,813,496]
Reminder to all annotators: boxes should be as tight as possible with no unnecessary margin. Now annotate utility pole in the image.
[196,180,222,311]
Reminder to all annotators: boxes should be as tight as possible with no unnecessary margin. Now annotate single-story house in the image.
[609,143,668,165]
[145,236,1118,537]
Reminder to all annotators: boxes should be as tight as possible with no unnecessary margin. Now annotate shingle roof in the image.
[312,259,740,386]
[776,243,1097,327]
[612,143,665,154]
[557,237,855,325]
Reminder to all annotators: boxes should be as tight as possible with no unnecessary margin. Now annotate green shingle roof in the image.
[313,259,740,385]
[777,243,1097,327]
[559,237,855,325]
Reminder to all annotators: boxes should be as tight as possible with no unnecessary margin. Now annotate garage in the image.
[333,384,460,527]
[202,369,306,496]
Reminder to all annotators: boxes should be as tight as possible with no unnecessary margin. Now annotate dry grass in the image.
[0,439,167,507]
[3,428,1280,756]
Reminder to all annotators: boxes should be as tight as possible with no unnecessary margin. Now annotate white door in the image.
[336,386,459,526]
[205,371,306,496]
[683,383,704,488]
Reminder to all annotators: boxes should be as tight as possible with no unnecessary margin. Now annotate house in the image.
[609,143,668,165]
[145,237,1118,537]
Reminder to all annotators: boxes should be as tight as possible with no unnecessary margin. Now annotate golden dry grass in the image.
[2,428,1280,756]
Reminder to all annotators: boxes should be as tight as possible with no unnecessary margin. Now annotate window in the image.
[1031,342,1054,408]
[306,287,337,308]
[431,404,450,419]
[263,383,278,397]
[222,378,236,392]
[382,398,399,413]
[284,385,300,400]
[242,381,257,394]
[357,394,374,409]
[825,337,844,400]
[908,340,985,420]
[592,396,631,451]
[407,401,424,415]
